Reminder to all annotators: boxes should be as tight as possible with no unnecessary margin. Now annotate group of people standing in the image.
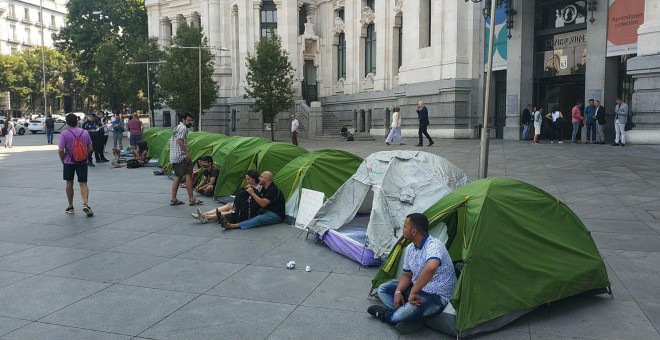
[80,112,144,166]
[521,97,627,146]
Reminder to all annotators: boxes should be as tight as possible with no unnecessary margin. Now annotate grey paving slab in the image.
[46,229,149,251]
[601,249,660,300]
[0,322,132,340]
[251,236,346,272]
[109,233,210,257]
[581,218,656,235]
[302,273,376,313]
[40,284,198,336]
[0,222,83,245]
[208,265,328,304]
[0,271,32,289]
[0,246,97,274]
[332,257,380,277]
[0,242,33,257]
[157,222,229,238]
[644,220,660,234]
[0,275,110,320]
[176,237,278,264]
[0,317,31,338]
[267,306,399,340]
[44,251,167,283]
[140,295,295,340]
[211,223,301,243]
[525,297,658,339]
[591,232,660,252]
[637,297,660,332]
[120,258,244,293]
[100,215,185,233]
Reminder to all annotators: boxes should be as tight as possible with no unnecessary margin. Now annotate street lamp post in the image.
[466,0,499,179]
[40,0,46,115]
[126,61,165,128]
[170,44,228,131]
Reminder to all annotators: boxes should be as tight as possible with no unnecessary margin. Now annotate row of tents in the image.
[145,128,611,339]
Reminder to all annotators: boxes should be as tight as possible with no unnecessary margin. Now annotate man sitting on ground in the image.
[194,156,219,197]
[220,171,284,230]
[368,213,457,334]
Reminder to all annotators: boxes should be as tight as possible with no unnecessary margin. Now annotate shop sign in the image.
[607,0,645,57]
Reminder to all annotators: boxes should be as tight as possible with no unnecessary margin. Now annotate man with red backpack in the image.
[58,113,94,217]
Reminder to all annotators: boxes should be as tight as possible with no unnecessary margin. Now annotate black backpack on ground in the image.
[226,187,261,224]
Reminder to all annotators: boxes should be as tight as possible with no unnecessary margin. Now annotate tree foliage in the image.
[244,32,296,141]
[159,21,219,130]
[54,0,147,111]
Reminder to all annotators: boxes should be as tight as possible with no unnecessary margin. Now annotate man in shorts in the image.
[58,113,94,217]
[170,113,203,206]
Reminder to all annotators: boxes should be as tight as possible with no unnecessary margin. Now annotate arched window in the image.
[365,24,376,76]
[260,1,277,37]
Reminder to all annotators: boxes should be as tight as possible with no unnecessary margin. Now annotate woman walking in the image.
[385,106,404,145]
[4,119,15,148]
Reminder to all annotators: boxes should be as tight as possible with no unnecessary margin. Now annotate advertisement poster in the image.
[607,0,645,57]
[485,4,508,71]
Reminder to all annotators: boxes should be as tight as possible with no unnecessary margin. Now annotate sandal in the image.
[189,199,204,206]
[170,199,185,206]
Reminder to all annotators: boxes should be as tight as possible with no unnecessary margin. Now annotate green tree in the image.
[244,32,296,141]
[159,21,219,130]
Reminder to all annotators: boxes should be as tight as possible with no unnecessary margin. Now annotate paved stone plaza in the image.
[0,133,659,339]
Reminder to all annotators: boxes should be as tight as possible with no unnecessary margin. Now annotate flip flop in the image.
[170,199,185,205]
[189,199,204,206]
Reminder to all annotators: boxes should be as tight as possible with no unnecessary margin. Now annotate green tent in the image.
[144,128,172,166]
[187,132,227,162]
[371,177,610,338]
[212,136,272,197]
[273,150,363,223]
[249,142,308,179]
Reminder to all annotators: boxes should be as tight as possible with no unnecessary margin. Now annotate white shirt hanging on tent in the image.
[295,188,325,230]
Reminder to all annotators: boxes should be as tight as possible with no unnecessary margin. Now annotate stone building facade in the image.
[145,0,660,144]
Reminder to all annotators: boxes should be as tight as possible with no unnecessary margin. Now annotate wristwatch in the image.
[394,290,402,295]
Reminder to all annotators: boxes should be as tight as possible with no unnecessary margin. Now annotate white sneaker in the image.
[558,141,564,144]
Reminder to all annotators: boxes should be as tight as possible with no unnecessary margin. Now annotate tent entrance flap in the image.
[320,213,382,266]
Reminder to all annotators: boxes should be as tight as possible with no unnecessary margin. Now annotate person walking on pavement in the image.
[290,114,299,146]
[612,97,628,147]
[415,101,434,146]
[521,104,532,141]
[3,119,15,148]
[170,113,203,206]
[45,114,55,144]
[58,113,94,217]
[593,100,606,144]
[385,106,405,145]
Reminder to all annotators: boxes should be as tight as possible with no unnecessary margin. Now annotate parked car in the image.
[41,115,68,133]
[27,120,44,134]
[1,118,27,135]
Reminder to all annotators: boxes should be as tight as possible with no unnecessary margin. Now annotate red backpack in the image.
[69,130,88,163]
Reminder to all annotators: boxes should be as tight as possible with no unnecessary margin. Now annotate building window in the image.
[9,4,16,18]
[338,33,346,79]
[38,11,42,24]
[163,111,171,127]
[24,8,30,21]
[338,8,344,20]
[365,24,376,76]
[10,24,17,41]
[260,1,277,37]
[24,28,31,44]
[51,15,56,26]
[366,0,374,10]
[298,4,307,36]
[420,0,431,48]
[398,17,403,69]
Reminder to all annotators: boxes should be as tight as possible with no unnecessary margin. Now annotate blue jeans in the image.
[521,123,530,140]
[571,122,580,142]
[239,210,282,229]
[377,281,447,325]
[46,129,54,144]
[585,122,596,142]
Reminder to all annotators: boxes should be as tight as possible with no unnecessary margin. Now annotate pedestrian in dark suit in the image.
[415,101,434,146]
[593,100,606,144]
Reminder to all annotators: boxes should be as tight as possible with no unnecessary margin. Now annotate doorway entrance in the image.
[301,60,318,105]
[535,77,584,140]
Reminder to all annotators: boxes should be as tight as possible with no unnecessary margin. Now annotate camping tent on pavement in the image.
[249,142,308,178]
[307,150,469,266]
[273,149,363,224]
[187,132,227,162]
[371,177,611,338]
[212,136,272,197]
[144,128,172,166]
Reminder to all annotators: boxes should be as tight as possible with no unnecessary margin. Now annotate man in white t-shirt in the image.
[290,114,299,146]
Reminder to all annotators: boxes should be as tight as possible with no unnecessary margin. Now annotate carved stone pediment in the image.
[332,0,344,10]
[333,17,345,35]
[360,6,375,26]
